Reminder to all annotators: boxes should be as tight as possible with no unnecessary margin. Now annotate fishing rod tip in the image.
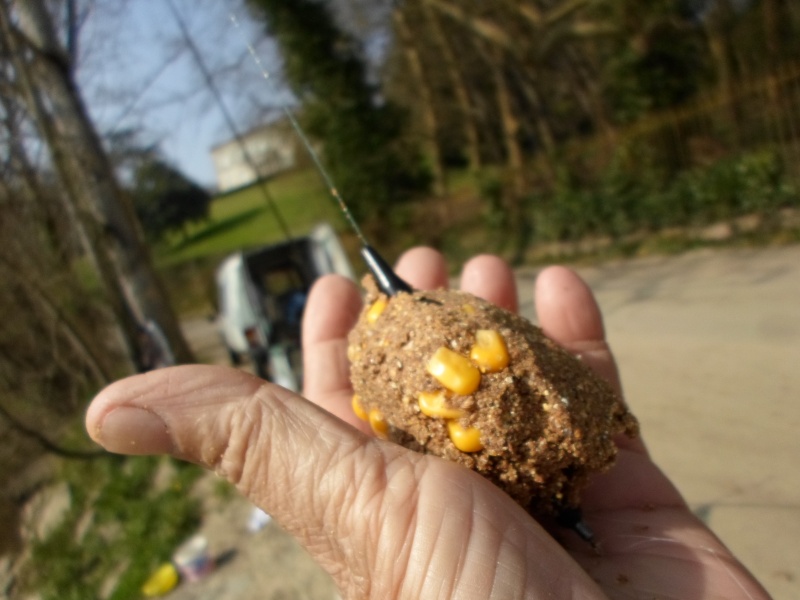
[360,246,412,296]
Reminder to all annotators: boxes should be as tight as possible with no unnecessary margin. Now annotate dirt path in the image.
[180,245,800,600]
[518,245,800,599]
[165,485,339,600]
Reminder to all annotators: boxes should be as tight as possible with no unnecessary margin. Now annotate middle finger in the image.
[395,247,449,290]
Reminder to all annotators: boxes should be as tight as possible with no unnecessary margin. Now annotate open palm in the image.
[86,248,769,599]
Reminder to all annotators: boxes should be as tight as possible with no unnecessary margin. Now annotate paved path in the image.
[180,245,800,599]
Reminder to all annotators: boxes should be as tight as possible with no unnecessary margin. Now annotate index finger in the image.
[301,274,370,433]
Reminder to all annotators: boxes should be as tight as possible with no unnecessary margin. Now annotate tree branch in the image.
[0,401,106,460]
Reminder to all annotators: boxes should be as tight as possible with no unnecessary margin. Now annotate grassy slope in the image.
[153,168,358,316]
[157,168,348,266]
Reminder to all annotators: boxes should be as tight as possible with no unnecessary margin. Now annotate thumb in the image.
[85,365,366,468]
[86,365,394,589]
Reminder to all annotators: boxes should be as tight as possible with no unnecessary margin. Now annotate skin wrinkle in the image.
[374,456,423,599]
[415,462,494,597]
[704,553,760,600]
[573,512,691,563]
[214,377,377,596]
[415,482,454,598]
[281,441,342,539]
[590,552,712,600]
[482,503,600,600]
[490,536,527,600]
[447,480,476,598]
[201,407,232,476]
[585,509,691,540]
[581,453,684,510]
[315,438,401,598]
[471,508,507,597]
[576,526,759,599]
[171,383,258,467]
[433,515,473,599]
[589,505,697,530]
[328,443,381,594]
[459,497,501,598]
[486,507,544,599]
[216,395,263,484]
[362,452,426,599]
[500,520,536,599]
[612,533,749,571]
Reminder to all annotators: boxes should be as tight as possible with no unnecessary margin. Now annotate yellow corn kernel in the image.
[462,304,476,315]
[366,297,388,324]
[447,421,483,453]
[426,347,481,395]
[470,330,510,373]
[418,391,466,420]
[351,394,368,421]
[369,408,389,439]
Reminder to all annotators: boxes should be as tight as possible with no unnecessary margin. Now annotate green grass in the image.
[23,455,202,600]
[157,168,349,266]
[151,168,365,315]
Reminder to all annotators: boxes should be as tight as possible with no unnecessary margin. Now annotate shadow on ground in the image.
[171,207,265,252]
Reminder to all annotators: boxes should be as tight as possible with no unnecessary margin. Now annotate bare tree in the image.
[418,1,483,171]
[392,6,446,195]
[0,0,193,369]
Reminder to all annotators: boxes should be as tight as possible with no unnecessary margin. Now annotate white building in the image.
[210,120,298,192]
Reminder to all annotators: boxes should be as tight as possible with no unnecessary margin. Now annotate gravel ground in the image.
[166,483,338,600]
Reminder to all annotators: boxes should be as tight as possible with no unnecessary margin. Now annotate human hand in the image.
[85,247,770,599]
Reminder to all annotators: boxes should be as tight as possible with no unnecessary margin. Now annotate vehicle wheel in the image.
[252,349,270,381]
[227,346,243,366]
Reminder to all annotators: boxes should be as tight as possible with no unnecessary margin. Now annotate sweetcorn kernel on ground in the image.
[348,276,638,516]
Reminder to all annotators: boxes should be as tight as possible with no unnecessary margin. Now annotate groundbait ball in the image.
[348,275,639,517]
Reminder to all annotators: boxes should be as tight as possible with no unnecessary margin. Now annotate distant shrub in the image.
[526,147,796,244]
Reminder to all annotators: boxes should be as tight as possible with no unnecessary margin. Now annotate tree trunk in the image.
[489,47,526,195]
[564,47,616,141]
[516,72,558,178]
[761,0,783,112]
[393,7,447,196]
[421,2,482,171]
[762,0,783,68]
[0,0,193,369]
[0,256,112,385]
[424,0,514,50]
[0,402,105,459]
[704,0,742,147]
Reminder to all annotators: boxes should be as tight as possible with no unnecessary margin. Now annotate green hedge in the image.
[528,148,797,243]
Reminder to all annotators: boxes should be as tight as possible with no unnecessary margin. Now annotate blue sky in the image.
[77,0,285,188]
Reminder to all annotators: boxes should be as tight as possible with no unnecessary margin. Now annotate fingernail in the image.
[98,407,173,455]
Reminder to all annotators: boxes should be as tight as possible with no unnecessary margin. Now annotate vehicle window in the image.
[261,267,304,296]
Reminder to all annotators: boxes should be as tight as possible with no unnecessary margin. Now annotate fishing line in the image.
[229,12,368,248]
[229,11,411,296]
[166,0,294,242]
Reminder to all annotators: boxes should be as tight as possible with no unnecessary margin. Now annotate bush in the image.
[735,149,795,214]
[526,147,796,246]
